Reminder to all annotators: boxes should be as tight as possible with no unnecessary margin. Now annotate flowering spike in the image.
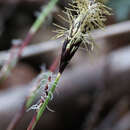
[54,0,111,73]
[27,1,112,129]
[27,71,56,112]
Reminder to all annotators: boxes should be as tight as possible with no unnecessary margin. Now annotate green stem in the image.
[30,0,58,34]
[30,72,61,130]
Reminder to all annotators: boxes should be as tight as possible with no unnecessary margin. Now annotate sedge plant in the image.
[27,0,111,130]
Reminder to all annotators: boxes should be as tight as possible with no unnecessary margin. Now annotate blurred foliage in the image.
[108,0,130,21]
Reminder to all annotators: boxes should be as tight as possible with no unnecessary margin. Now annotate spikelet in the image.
[27,71,56,112]
[72,0,111,31]
[54,0,111,50]
[56,0,111,73]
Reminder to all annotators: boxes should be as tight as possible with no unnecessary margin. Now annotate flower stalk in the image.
[27,73,61,130]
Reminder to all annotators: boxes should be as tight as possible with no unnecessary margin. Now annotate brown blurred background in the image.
[0,0,130,130]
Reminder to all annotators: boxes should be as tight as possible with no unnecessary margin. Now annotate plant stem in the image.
[26,56,59,109]
[36,73,61,120]
[27,72,61,130]
[7,57,59,130]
